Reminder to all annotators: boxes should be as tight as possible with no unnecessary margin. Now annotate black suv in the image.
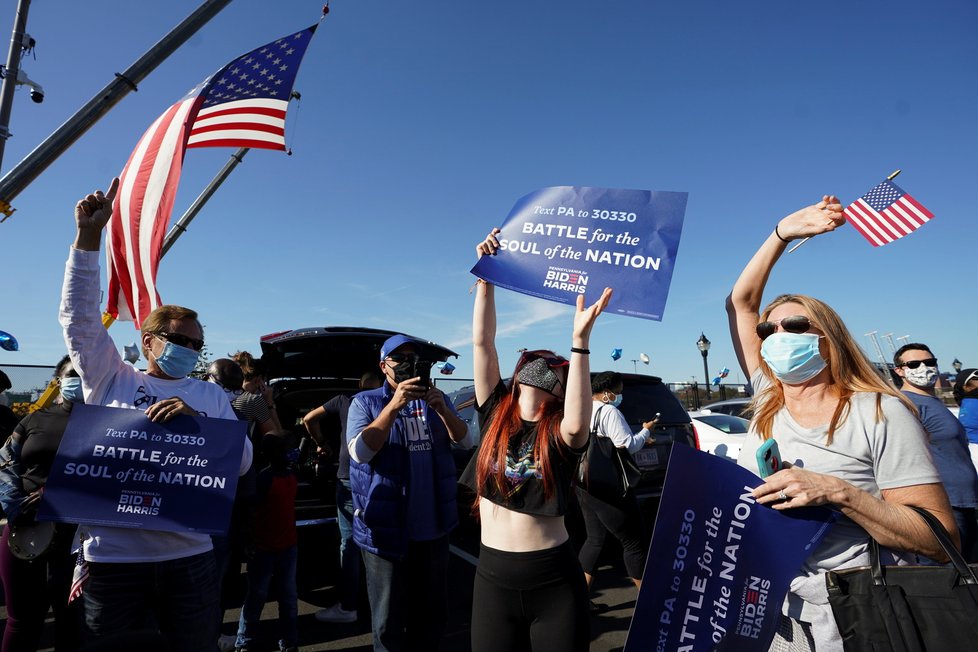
[446,373,696,527]
[258,326,457,589]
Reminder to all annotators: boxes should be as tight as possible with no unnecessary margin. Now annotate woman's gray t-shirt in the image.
[737,370,941,635]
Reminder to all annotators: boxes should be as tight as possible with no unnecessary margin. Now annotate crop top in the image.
[460,381,584,517]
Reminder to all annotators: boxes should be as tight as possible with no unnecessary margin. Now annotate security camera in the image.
[15,69,44,104]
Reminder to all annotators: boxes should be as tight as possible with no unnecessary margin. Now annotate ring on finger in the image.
[778,490,788,501]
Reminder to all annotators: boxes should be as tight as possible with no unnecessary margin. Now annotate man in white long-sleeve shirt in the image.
[59,179,253,651]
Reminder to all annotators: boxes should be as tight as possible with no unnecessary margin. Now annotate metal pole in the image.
[701,350,711,400]
[0,0,233,220]
[161,147,249,255]
[0,0,31,174]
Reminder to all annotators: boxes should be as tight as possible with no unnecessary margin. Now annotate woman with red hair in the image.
[462,228,612,652]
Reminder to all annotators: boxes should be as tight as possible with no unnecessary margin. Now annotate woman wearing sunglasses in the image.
[463,228,612,652]
[727,196,957,651]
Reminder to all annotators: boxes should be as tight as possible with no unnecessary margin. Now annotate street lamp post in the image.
[697,333,711,400]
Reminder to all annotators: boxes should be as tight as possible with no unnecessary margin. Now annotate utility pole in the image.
[0,0,32,174]
[0,0,233,220]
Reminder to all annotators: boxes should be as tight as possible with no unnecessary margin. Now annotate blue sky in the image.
[2,0,976,391]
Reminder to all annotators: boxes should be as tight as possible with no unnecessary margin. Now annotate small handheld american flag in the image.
[843,179,934,247]
[68,548,89,605]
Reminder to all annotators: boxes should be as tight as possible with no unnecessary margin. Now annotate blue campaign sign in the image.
[626,445,836,652]
[471,186,688,320]
[38,404,246,536]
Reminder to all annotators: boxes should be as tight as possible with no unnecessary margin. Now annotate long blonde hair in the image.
[751,294,915,445]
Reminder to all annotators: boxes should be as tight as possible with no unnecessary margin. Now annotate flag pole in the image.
[161,147,250,256]
[786,169,901,254]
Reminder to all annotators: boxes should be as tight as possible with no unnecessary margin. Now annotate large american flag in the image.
[107,25,317,326]
[843,179,934,247]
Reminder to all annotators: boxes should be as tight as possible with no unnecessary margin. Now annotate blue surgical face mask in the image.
[760,332,826,385]
[59,376,85,403]
[154,340,200,379]
[603,391,623,408]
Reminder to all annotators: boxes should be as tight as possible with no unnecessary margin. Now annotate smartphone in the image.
[414,360,433,389]
[755,438,782,478]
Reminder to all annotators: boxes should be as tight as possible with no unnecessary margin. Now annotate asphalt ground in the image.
[8,524,644,651]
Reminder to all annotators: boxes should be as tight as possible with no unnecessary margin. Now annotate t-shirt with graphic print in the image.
[460,381,584,517]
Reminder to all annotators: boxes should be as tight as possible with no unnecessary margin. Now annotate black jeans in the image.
[576,486,648,580]
[471,541,589,652]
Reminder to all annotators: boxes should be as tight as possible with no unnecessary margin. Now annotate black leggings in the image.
[471,541,589,652]
[576,486,648,580]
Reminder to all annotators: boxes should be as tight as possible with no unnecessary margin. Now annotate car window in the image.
[695,413,750,434]
[618,380,690,426]
[703,399,751,417]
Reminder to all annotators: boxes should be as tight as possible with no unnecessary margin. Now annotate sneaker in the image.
[218,634,237,652]
[315,603,357,623]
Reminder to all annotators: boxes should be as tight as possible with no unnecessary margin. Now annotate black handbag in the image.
[578,405,642,501]
[825,505,978,651]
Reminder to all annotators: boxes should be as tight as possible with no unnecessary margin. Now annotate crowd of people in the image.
[0,182,976,652]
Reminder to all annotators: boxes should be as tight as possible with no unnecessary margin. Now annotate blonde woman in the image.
[726,195,957,651]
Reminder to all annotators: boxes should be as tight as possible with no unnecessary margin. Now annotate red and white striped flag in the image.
[106,25,318,326]
[843,179,934,247]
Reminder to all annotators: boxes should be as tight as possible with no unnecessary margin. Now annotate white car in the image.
[688,410,751,462]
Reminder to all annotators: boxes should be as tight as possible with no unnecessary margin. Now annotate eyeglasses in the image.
[899,358,937,370]
[156,332,205,352]
[964,370,978,385]
[755,315,813,340]
[518,350,569,368]
[385,352,419,364]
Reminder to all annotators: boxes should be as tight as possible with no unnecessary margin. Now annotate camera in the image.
[15,69,44,104]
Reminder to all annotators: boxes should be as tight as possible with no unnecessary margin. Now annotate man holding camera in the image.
[347,334,467,652]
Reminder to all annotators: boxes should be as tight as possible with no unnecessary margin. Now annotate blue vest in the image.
[349,385,459,559]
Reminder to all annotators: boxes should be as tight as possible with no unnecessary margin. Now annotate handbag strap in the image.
[869,505,978,586]
[591,405,605,437]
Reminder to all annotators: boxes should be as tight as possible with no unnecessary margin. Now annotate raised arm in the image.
[560,288,613,448]
[473,229,502,406]
[726,196,845,378]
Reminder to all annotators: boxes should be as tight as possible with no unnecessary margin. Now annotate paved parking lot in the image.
[13,532,642,651]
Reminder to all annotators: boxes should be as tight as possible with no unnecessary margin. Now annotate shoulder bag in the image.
[578,405,642,501]
[825,504,978,651]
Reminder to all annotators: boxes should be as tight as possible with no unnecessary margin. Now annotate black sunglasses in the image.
[518,350,569,368]
[386,352,419,364]
[156,331,205,352]
[756,315,812,340]
[900,358,937,370]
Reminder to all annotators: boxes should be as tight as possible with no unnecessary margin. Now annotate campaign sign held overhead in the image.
[625,445,836,652]
[471,186,688,321]
[38,404,246,536]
